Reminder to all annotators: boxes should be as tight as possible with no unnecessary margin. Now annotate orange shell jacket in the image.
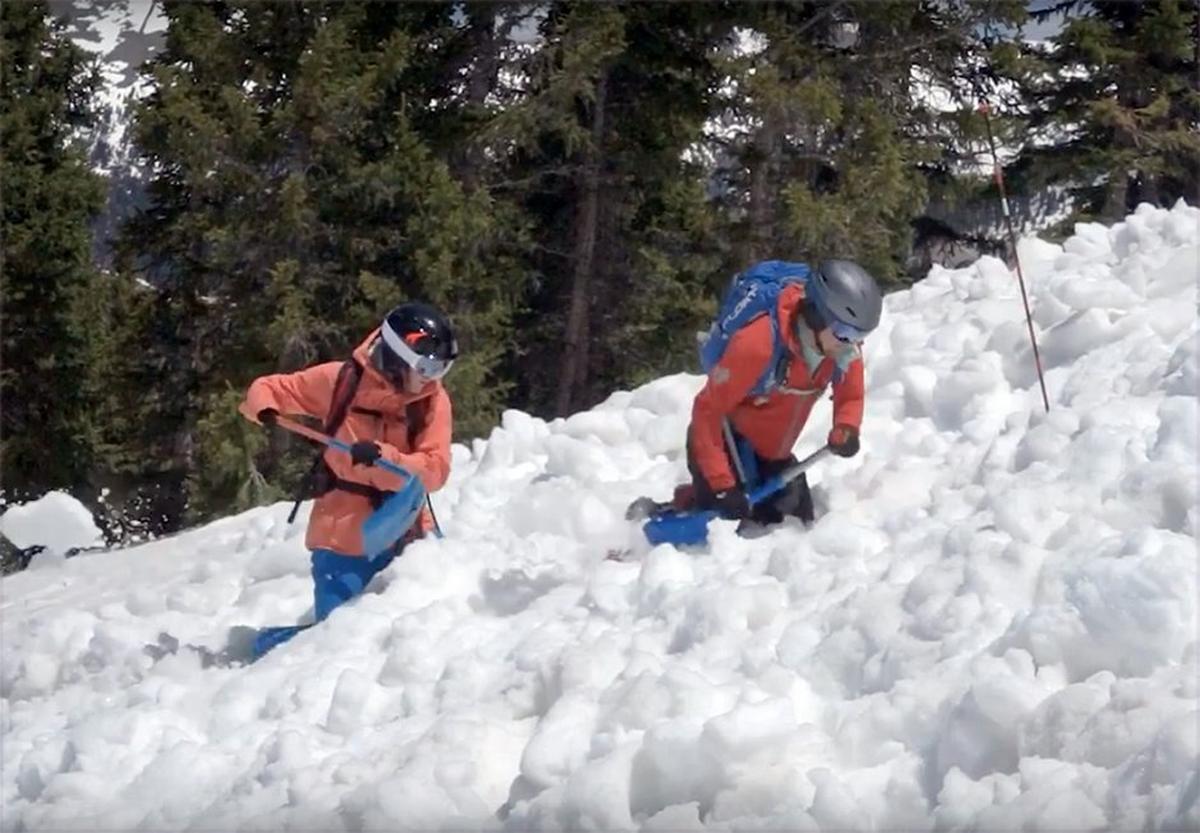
[239,329,452,556]
[690,282,865,492]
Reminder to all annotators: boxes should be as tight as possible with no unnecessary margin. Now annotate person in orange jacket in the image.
[684,260,883,528]
[239,302,456,651]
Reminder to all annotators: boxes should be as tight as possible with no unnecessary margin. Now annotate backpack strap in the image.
[320,392,435,539]
[324,359,364,435]
[318,390,433,515]
[287,359,365,524]
[287,361,436,542]
[315,358,402,509]
[750,304,792,397]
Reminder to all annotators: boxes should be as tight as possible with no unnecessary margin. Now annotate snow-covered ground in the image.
[2,203,1197,830]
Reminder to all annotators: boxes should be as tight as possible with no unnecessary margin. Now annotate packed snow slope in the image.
[3,203,1197,831]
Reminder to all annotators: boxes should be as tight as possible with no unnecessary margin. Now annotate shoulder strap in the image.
[286,358,364,525]
[750,303,790,397]
[324,359,363,435]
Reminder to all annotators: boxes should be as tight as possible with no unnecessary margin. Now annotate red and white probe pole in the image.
[978,98,1051,413]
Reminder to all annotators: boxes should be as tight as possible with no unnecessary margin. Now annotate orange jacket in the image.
[239,329,452,556]
[690,282,865,492]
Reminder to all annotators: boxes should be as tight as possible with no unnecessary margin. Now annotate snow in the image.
[2,202,1198,830]
[0,491,102,560]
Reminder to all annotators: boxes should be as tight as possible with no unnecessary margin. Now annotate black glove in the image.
[828,424,860,458]
[349,441,382,466]
[713,486,751,520]
[256,408,278,426]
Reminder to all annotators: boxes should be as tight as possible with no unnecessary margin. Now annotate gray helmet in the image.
[810,259,883,338]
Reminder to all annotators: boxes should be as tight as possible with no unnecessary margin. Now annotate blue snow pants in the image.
[251,547,398,659]
[311,548,396,621]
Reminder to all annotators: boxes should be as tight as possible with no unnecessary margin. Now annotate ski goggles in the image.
[379,322,456,381]
[829,318,869,344]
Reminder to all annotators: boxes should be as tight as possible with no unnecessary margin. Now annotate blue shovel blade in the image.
[643,509,719,547]
[361,476,426,558]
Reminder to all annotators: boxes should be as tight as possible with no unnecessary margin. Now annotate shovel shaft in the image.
[275,416,412,481]
[746,445,831,506]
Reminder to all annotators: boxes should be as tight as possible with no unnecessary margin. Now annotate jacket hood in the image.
[352,327,441,404]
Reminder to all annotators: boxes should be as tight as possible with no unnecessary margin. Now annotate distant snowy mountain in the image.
[49,0,166,265]
[3,203,1196,830]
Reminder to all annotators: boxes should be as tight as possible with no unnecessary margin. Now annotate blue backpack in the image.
[698,260,812,396]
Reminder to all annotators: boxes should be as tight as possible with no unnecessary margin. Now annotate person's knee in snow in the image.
[311,546,401,621]
[756,455,815,525]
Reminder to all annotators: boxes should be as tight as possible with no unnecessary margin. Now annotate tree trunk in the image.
[1194,0,1199,96]
[745,106,780,265]
[456,3,501,192]
[1102,168,1130,222]
[556,71,608,418]
[1102,109,1134,222]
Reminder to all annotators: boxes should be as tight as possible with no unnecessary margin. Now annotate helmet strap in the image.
[801,298,826,333]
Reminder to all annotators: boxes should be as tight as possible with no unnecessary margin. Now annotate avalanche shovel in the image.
[642,445,832,547]
[275,416,426,558]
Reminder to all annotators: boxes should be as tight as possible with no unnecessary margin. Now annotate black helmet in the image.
[808,259,883,341]
[376,302,458,382]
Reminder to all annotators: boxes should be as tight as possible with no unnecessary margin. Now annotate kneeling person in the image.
[685,260,882,529]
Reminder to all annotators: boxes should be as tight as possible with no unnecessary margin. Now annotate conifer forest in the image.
[3,0,1197,546]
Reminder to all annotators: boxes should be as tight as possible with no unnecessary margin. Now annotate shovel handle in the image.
[274,415,413,481]
[746,445,831,507]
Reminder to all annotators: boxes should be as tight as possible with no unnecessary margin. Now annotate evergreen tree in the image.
[1003,0,1200,222]
[587,4,731,398]
[0,1,105,500]
[707,1,1024,284]
[117,1,523,525]
[11,0,1092,540]
[71,267,183,541]
[491,2,729,415]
